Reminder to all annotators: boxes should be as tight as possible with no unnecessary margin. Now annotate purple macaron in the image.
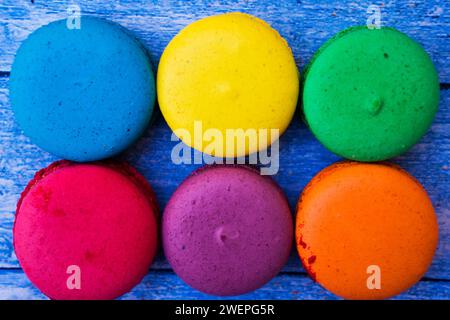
[162,165,293,296]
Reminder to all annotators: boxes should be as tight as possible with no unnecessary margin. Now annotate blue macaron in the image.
[9,17,155,161]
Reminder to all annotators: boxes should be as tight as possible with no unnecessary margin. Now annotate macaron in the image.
[162,165,293,296]
[295,161,438,299]
[302,26,439,161]
[9,17,155,161]
[13,160,159,300]
[157,12,299,157]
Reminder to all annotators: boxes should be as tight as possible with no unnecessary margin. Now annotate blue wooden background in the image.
[0,0,448,300]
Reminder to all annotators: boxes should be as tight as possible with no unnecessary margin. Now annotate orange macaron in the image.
[295,161,438,299]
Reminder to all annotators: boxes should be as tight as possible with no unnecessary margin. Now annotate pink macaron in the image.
[13,160,159,300]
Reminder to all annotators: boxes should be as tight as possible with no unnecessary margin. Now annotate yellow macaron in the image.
[157,12,299,157]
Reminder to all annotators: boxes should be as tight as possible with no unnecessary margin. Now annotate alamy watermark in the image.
[66,265,81,290]
[170,121,280,175]
[366,4,382,29]
[366,265,381,290]
[66,4,81,29]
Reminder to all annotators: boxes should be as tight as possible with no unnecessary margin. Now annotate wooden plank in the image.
[0,0,449,82]
[0,269,449,300]
[1,75,449,280]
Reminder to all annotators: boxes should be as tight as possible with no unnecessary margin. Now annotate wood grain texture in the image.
[0,0,449,81]
[0,269,449,300]
[0,0,449,300]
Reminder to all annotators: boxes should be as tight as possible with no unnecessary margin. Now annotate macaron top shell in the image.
[162,165,293,296]
[14,161,158,300]
[157,12,299,157]
[303,27,439,161]
[296,162,438,300]
[9,17,155,161]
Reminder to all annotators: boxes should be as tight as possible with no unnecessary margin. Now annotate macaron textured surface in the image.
[157,12,299,157]
[9,17,155,161]
[162,165,293,296]
[295,161,438,299]
[13,160,159,300]
[302,26,439,161]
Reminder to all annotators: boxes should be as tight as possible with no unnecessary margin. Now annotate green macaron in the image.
[302,26,439,161]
